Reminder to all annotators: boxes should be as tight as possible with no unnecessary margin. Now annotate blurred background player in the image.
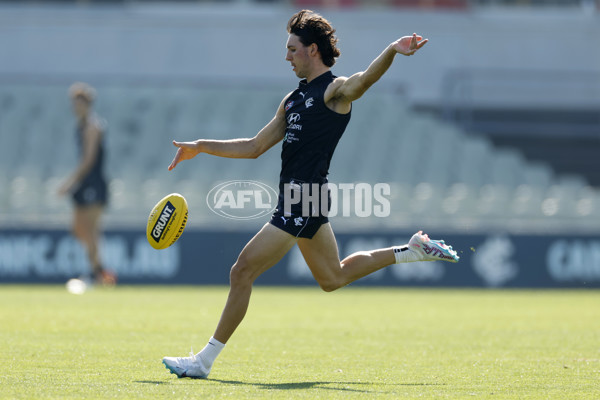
[59,82,116,286]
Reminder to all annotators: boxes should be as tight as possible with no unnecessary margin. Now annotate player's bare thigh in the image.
[231,223,298,284]
[73,205,103,240]
[296,223,342,290]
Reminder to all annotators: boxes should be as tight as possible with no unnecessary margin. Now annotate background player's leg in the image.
[73,205,105,279]
[213,223,298,344]
[297,223,395,292]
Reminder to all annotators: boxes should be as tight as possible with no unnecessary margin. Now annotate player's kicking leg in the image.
[297,224,459,292]
[163,223,298,379]
[405,230,460,263]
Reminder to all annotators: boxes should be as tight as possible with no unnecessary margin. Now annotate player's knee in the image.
[229,263,246,286]
[229,257,255,287]
[318,278,342,293]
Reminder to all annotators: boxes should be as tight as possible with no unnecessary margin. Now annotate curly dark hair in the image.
[287,10,340,67]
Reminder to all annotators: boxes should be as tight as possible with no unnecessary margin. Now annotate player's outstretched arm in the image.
[327,33,428,105]
[168,94,289,171]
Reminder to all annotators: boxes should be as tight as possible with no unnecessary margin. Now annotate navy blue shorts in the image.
[269,208,328,239]
[72,178,108,207]
[269,182,330,239]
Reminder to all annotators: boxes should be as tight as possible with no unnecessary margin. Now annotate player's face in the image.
[286,34,310,78]
[71,96,89,119]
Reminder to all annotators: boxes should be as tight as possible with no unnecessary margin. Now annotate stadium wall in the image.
[1,228,599,288]
[0,4,598,108]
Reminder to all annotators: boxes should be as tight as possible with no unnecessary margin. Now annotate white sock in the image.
[392,245,422,263]
[196,336,225,368]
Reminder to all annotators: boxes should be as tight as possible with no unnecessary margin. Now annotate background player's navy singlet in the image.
[72,118,108,206]
[270,71,351,238]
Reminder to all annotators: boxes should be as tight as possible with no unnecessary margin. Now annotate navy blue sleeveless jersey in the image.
[280,71,351,186]
[72,116,108,206]
[269,71,351,239]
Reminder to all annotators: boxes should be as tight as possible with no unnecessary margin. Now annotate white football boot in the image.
[408,231,460,263]
[162,350,210,379]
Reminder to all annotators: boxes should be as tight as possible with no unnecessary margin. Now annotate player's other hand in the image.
[168,140,201,171]
[57,183,69,197]
[57,179,74,197]
[393,33,428,56]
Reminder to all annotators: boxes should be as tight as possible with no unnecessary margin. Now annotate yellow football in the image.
[146,193,188,250]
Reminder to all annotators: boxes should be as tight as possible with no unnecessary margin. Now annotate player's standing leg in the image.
[72,205,115,285]
[213,223,298,343]
[162,223,298,378]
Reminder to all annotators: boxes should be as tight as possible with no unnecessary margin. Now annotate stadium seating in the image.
[0,82,596,232]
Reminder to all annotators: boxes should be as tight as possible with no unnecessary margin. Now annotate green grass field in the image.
[1,286,598,399]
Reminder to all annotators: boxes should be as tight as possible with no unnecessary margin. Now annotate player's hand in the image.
[57,183,69,197]
[392,33,428,56]
[57,179,73,197]
[168,140,201,171]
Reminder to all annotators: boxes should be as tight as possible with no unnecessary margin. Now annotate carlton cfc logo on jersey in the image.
[285,100,294,111]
